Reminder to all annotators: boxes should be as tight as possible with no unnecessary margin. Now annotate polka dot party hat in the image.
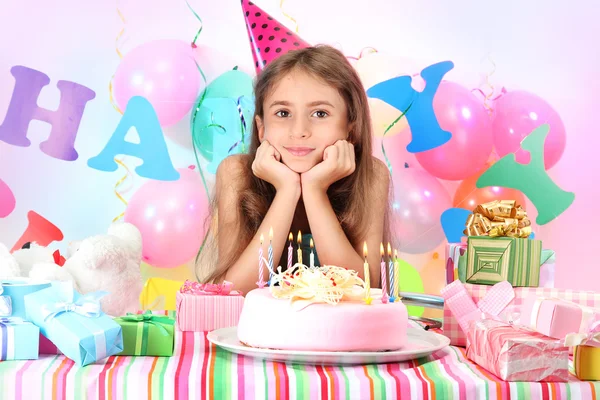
[241,0,311,75]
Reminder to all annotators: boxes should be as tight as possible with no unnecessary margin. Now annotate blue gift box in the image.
[0,317,40,360]
[0,279,51,319]
[24,282,123,366]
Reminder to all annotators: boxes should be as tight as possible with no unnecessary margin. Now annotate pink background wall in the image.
[0,0,597,290]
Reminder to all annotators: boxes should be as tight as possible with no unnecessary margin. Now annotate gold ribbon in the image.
[464,200,532,238]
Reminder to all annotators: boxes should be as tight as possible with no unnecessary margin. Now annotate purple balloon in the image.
[492,90,566,169]
[390,168,451,254]
[124,167,209,268]
[113,40,202,128]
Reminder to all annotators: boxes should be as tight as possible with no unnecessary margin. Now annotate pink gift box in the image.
[443,283,600,346]
[520,295,600,340]
[39,333,61,355]
[176,285,244,332]
[466,319,569,382]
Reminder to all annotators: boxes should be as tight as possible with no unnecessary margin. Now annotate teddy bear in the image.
[0,222,144,317]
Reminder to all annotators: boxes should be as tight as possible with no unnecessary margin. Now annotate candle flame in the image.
[310,238,314,249]
[363,242,368,258]
[269,227,273,240]
[380,243,384,257]
[387,242,392,257]
[289,232,293,242]
[297,230,302,245]
[260,234,264,244]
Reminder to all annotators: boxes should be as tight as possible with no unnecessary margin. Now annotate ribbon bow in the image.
[441,279,516,334]
[180,280,241,296]
[115,311,173,336]
[564,318,600,348]
[41,290,108,321]
[464,200,532,238]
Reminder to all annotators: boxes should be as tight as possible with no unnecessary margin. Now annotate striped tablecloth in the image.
[0,329,598,400]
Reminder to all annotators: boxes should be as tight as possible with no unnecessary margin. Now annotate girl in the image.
[197,45,393,295]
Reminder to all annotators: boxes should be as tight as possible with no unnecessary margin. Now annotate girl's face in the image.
[255,69,350,173]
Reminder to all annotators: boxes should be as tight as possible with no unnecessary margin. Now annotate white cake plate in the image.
[207,326,450,365]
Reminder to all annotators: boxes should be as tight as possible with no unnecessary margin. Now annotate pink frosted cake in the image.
[237,265,409,352]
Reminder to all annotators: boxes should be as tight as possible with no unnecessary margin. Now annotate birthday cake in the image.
[237,264,408,352]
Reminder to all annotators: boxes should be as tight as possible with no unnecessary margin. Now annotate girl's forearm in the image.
[224,187,300,294]
[302,187,380,287]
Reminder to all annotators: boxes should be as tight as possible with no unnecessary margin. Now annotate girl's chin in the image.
[282,159,316,174]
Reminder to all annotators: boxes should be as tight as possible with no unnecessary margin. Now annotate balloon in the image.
[415,81,493,180]
[0,178,16,218]
[453,163,527,211]
[420,252,445,319]
[141,260,196,282]
[492,90,566,169]
[124,167,209,268]
[192,69,255,165]
[372,130,417,171]
[113,40,202,127]
[397,258,425,317]
[391,168,451,254]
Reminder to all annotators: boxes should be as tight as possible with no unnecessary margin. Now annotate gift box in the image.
[466,319,569,382]
[0,317,40,360]
[115,311,175,356]
[465,236,542,287]
[176,280,244,332]
[442,281,600,346]
[0,279,51,319]
[446,244,555,288]
[139,278,184,311]
[24,282,123,366]
[520,295,600,340]
[39,333,61,355]
[574,345,600,381]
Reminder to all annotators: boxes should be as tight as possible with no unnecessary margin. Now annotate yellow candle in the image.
[394,249,400,298]
[297,231,302,265]
[363,242,372,304]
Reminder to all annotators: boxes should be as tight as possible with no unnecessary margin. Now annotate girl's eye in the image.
[312,110,329,118]
[275,110,290,118]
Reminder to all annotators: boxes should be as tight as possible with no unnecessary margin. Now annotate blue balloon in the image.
[440,208,472,243]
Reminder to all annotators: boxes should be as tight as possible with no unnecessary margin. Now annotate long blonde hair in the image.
[196,45,392,284]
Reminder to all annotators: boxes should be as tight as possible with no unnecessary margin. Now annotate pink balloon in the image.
[390,168,451,254]
[415,81,493,180]
[492,90,566,169]
[0,178,16,218]
[373,129,417,170]
[113,40,202,127]
[124,168,209,268]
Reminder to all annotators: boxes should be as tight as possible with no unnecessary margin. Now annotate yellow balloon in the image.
[141,261,196,282]
[369,99,409,138]
[397,258,425,317]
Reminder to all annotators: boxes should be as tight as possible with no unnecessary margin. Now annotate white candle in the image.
[309,238,315,268]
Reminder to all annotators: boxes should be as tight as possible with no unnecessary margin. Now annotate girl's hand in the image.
[301,140,356,192]
[252,140,300,193]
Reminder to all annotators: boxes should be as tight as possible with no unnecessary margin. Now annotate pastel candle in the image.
[387,243,395,302]
[309,238,315,269]
[287,232,293,270]
[257,234,265,288]
[297,231,303,265]
[363,242,372,305]
[380,243,388,303]
[394,249,400,299]
[268,227,274,280]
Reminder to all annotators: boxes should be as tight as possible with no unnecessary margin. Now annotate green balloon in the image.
[205,69,254,99]
[397,259,425,317]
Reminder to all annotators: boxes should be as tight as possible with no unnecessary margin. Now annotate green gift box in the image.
[465,236,542,287]
[114,312,175,356]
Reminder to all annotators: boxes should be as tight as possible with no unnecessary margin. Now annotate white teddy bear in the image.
[0,222,144,317]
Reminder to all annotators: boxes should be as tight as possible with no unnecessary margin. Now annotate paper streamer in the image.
[279,0,299,33]
[0,279,51,319]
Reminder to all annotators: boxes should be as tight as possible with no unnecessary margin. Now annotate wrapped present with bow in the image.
[463,200,542,287]
[466,318,569,382]
[0,285,41,360]
[24,282,123,366]
[176,280,244,332]
[114,311,175,356]
[441,279,600,347]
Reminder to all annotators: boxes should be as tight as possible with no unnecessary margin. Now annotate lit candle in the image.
[268,227,274,281]
[388,242,395,303]
[257,234,265,288]
[297,231,303,265]
[394,249,400,299]
[380,243,388,303]
[363,242,372,305]
[310,238,315,269]
[287,232,293,271]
